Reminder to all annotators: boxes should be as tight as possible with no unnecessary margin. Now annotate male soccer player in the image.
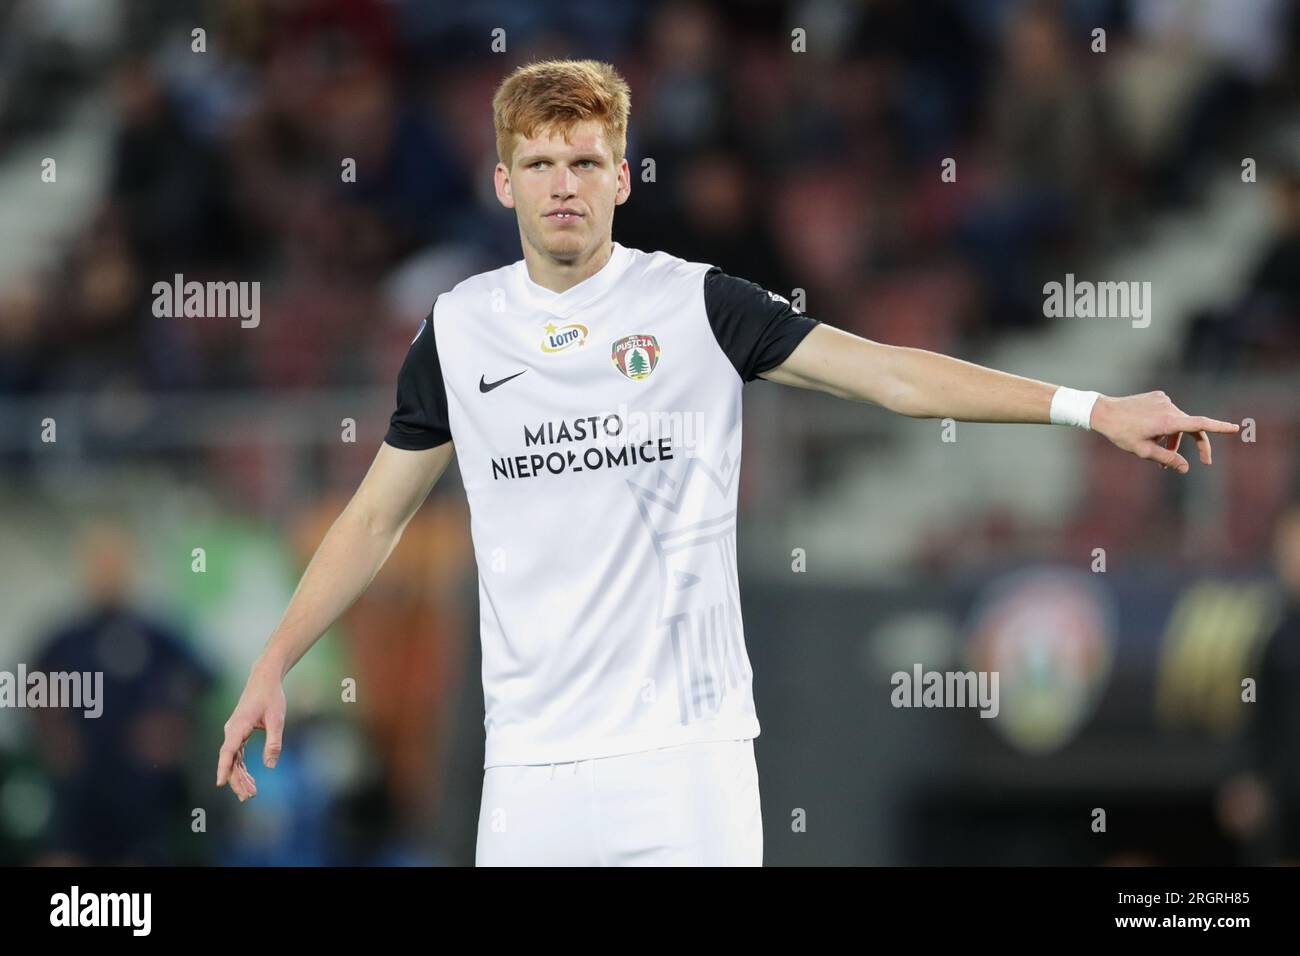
[216,59,1240,866]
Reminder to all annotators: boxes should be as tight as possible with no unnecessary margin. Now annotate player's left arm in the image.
[760,323,1240,474]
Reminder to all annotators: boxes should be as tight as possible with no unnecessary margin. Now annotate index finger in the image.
[216,724,250,786]
[1174,414,1239,435]
[216,743,238,787]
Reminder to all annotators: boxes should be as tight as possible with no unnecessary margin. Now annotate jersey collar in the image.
[514,241,633,318]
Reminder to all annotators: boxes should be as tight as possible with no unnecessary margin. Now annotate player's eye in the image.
[577,160,596,169]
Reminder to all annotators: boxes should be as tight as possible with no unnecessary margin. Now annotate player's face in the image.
[495,119,630,264]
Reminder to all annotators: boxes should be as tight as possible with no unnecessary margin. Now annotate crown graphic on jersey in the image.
[624,448,741,555]
[626,445,751,704]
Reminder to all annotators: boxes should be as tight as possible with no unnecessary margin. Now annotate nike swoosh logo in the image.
[479,369,528,393]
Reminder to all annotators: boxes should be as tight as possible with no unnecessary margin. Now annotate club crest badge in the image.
[611,333,661,381]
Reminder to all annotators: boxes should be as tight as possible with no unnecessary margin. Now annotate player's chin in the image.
[542,232,585,257]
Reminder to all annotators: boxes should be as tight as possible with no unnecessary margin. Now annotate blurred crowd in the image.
[3,0,1298,395]
[2,0,1298,554]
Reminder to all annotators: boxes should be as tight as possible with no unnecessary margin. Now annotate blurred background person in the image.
[24,522,214,865]
[1218,500,1300,866]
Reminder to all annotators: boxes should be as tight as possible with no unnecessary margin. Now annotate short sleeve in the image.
[703,267,820,382]
[384,304,452,450]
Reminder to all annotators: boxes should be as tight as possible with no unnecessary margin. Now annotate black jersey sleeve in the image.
[384,304,452,450]
[703,267,821,383]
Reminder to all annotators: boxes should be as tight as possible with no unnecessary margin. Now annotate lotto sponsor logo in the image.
[540,321,589,353]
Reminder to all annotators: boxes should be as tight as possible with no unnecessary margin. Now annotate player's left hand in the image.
[1089,391,1240,474]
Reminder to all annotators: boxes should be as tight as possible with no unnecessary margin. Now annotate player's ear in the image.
[494,163,515,209]
[615,157,631,206]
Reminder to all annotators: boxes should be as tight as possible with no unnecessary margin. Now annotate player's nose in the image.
[550,167,579,196]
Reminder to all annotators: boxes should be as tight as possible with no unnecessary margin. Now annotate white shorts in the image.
[475,738,762,866]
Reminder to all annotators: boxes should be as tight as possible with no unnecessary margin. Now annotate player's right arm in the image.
[216,438,456,801]
[219,305,454,800]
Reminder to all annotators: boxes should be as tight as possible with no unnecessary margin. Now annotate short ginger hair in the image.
[492,59,631,171]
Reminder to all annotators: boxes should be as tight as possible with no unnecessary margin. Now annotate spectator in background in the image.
[320,54,476,263]
[0,275,44,396]
[959,0,1105,331]
[1183,172,1300,371]
[27,521,214,865]
[108,56,243,275]
[1123,0,1291,205]
[638,1,729,167]
[1218,500,1300,865]
[670,148,793,295]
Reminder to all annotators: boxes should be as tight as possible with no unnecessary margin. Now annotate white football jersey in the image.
[385,242,819,768]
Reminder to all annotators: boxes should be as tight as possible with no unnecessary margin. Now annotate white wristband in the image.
[1050,386,1100,430]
